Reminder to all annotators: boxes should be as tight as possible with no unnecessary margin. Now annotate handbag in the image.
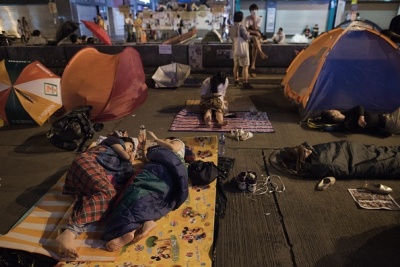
[233,25,248,58]
[188,160,223,186]
[199,94,223,110]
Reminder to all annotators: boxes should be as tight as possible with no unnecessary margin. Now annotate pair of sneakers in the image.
[230,129,253,141]
[236,171,258,192]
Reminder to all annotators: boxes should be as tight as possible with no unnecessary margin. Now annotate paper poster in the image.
[189,44,203,69]
[266,7,276,33]
[159,44,172,54]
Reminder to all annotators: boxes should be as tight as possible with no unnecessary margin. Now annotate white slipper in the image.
[317,177,336,191]
[230,129,240,141]
[239,131,253,141]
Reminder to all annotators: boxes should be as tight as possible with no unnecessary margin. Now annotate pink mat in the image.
[169,108,275,133]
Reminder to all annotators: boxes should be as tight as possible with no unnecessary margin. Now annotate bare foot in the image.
[132,221,157,243]
[56,229,79,258]
[217,121,229,127]
[106,230,136,252]
[205,117,212,127]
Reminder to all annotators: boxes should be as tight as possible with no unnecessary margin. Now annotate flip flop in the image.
[239,131,253,141]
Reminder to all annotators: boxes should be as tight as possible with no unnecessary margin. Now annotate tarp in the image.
[282,25,400,120]
[61,47,147,122]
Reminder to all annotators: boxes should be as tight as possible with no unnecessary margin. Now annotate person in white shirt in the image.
[273,27,286,44]
[199,71,229,127]
[27,29,47,45]
[125,13,136,42]
[244,4,268,78]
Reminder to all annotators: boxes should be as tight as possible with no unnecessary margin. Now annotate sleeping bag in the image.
[301,140,400,179]
[102,146,188,241]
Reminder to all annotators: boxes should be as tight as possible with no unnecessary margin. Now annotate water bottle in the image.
[218,133,226,156]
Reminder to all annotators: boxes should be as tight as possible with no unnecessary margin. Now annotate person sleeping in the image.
[317,105,400,137]
[271,140,400,180]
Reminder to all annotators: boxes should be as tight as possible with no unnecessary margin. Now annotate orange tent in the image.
[282,24,400,120]
[61,47,147,122]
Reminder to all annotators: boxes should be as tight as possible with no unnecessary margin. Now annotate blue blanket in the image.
[102,146,188,241]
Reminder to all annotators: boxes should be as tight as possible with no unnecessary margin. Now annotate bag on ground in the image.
[47,106,102,151]
[188,160,222,186]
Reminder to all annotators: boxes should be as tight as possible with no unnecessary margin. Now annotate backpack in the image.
[307,117,340,132]
[188,160,223,186]
[47,106,103,152]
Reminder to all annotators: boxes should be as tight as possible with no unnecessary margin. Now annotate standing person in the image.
[17,19,26,43]
[230,11,253,89]
[56,135,136,258]
[174,14,183,35]
[312,24,319,38]
[199,71,229,127]
[272,27,285,44]
[133,13,143,43]
[134,13,143,42]
[21,17,31,43]
[125,13,136,42]
[244,4,268,78]
[97,14,105,30]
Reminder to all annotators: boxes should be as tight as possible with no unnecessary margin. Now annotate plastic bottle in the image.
[218,133,226,156]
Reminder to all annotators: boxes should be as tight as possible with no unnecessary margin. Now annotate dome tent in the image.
[61,47,147,122]
[282,25,400,121]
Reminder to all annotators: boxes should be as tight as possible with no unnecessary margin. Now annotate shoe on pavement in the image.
[239,131,253,141]
[361,183,393,195]
[317,177,336,191]
[236,171,247,191]
[242,82,253,89]
[246,171,257,193]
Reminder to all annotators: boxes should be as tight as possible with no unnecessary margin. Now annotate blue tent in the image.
[282,23,400,120]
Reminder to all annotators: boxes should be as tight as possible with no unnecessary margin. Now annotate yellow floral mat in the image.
[0,135,219,267]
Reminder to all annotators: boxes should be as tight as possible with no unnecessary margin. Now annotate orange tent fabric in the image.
[61,47,147,122]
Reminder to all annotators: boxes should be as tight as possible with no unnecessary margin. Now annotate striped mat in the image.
[170,108,275,133]
[185,95,257,112]
[0,176,120,262]
[0,136,219,267]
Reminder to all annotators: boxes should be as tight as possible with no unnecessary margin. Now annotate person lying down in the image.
[270,140,400,179]
[56,130,188,258]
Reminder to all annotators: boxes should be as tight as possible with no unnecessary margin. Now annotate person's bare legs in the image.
[106,229,137,252]
[204,109,212,126]
[252,36,268,59]
[233,62,240,85]
[251,41,258,70]
[243,66,249,83]
[56,229,79,258]
[216,110,228,126]
[132,220,157,243]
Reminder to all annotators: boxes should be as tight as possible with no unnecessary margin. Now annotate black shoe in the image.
[234,80,240,87]
[242,82,253,89]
